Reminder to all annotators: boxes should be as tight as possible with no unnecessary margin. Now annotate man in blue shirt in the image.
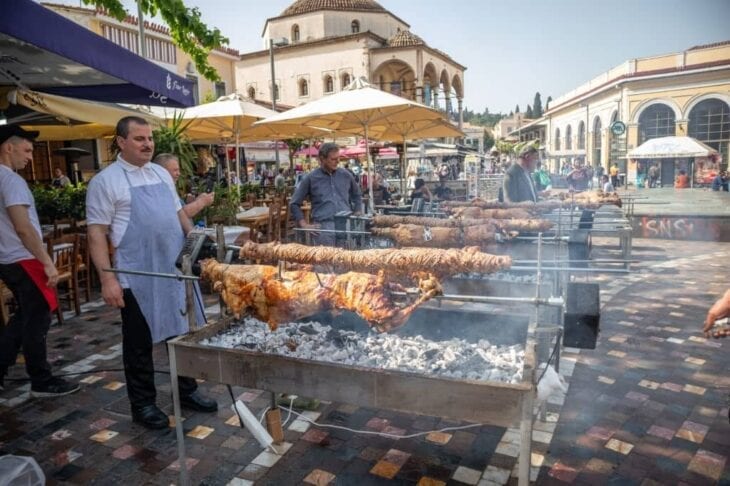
[711,171,728,192]
[290,143,362,246]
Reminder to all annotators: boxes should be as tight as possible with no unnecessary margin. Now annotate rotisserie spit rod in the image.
[239,242,512,278]
[200,260,442,333]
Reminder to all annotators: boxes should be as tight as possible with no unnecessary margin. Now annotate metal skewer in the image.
[103,268,199,280]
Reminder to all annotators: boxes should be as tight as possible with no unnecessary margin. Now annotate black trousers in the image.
[121,289,197,409]
[0,263,53,386]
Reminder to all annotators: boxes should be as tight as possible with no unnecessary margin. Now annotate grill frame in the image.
[169,312,536,426]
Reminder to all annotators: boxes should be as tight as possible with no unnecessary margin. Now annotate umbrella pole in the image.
[401,140,407,198]
[224,145,231,190]
[236,117,241,185]
[365,125,374,214]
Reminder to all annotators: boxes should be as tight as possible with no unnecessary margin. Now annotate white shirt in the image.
[0,164,43,264]
[603,181,615,193]
[86,156,182,248]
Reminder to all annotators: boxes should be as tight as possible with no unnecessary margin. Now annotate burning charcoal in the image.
[285,339,298,352]
[298,324,318,335]
[201,316,525,384]
[423,348,440,360]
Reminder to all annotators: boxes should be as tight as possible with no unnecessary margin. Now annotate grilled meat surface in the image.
[200,260,442,333]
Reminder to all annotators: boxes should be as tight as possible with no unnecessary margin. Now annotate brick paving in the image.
[0,238,728,485]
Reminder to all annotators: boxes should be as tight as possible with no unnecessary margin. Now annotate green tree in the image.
[83,0,229,81]
[283,138,306,164]
[546,96,553,110]
[152,112,197,192]
[509,110,514,117]
[525,104,533,118]
[515,104,520,113]
[483,130,495,151]
[533,92,543,118]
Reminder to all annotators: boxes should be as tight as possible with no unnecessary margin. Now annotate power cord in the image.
[227,384,245,428]
[281,402,484,439]
[536,337,561,385]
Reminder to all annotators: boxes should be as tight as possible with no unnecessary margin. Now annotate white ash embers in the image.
[202,318,524,384]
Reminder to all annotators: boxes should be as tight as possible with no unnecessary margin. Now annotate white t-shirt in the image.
[603,181,615,193]
[0,164,43,264]
[86,156,182,248]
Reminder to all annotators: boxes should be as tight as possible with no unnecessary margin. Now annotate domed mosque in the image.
[237,0,465,123]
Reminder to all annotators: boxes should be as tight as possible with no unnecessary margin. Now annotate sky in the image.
[56,0,730,114]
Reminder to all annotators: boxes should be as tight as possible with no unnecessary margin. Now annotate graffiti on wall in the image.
[634,216,722,241]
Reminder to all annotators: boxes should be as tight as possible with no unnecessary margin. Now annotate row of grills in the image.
[165,193,633,486]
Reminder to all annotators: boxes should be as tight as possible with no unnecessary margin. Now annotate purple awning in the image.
[0,0,195,107]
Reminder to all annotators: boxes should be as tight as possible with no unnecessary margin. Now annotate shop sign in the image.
[610,121,626,136]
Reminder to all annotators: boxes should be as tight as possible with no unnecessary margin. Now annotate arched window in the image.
[554,128,561,151]
[298,78,308,97]
[341,72,351,89]
[247,86,255,100]
[688,98,730,162]
[565,125,572,150]
[324,75,334,93]
[351,20,360,34]
[638,103,676,144]
[291,24,300,42]
[593,117,602,163]
[577,121,585,150]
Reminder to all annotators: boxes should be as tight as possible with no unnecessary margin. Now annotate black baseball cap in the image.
[0,125,39,146]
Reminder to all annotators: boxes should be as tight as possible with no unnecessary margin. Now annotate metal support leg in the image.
[518,387,534,486]
[169,342,189,486]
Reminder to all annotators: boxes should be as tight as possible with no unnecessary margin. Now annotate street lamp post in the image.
[269,38,289,172]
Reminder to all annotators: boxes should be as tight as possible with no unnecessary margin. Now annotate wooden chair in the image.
[52,218,76,238]
[47,234,81,325]
[76,233,92,303]
[0,280,16,326]
[266,199,284,243]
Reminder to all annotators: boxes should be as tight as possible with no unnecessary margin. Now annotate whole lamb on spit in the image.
[240,241,512,279]
[371,224,515,249]
[371,214,553,233]
[200,260,441,333]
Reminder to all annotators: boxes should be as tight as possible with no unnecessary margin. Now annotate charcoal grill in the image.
[167,307,538,486]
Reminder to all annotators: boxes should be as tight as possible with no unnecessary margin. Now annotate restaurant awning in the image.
[627,136,719,159]
[7,88,161,141]
[0,0,195,107]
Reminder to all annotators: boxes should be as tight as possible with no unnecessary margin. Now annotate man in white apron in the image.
[87,117,216,429]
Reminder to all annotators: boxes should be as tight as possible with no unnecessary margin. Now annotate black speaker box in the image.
[564,282,600,349]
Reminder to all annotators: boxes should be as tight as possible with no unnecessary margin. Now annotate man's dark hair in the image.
[116,116,150,138]
[318,142,339,160]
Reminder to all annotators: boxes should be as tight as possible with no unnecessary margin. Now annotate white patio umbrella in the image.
[149,94,332,180]
[373,118,463,195]
[627,136,718,159]
[254,77,448,211]
[148,94,276,181]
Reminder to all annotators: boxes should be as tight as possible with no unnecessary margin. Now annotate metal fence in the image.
[468,174,504,200]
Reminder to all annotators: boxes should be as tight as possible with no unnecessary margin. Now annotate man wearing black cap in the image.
[0,126,79,396]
